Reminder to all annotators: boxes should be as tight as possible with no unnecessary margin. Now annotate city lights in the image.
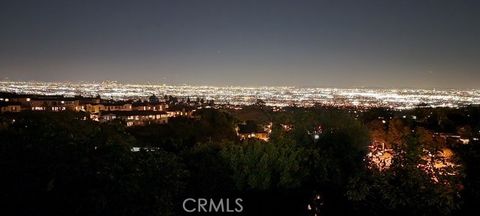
[1,81,478,109]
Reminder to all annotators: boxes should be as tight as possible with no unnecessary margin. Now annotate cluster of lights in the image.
[366,143,459,183]
[1,81,479,109]
[366,142,393,171]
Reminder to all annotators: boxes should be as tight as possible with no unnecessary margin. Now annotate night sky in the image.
[1,0,479,88]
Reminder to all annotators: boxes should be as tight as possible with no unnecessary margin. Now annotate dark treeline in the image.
[1,106,479,215]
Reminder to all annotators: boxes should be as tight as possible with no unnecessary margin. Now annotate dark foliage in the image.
[1,106,479,215]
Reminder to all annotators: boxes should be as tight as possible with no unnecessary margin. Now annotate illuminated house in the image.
[0,102,22,113]
[85,104,105,113]
[132,101,168,111]
[85,101,132,113]
[166,110,192,117]
[102,101,132,111]
[165,106,195,118]
[0,92,32,105]
[0,93,88,111]
[74,95,101,111]
[29,96,80,111]
[236,122,270,141]
[100,110,168,126]
[0,92,182,125]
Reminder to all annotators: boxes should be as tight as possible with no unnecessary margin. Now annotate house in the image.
[132,101,168,111]
[0,102,22,113]
[0,92,33,106]
[0,93,81,111]
[236,122,270,141]
[101,101,132,111]
[0,92,176,126]
[29,96,80,111]
[100,110,168,126]
[85,103,105,113]
[85,101,132,113]
[166,106,195,118]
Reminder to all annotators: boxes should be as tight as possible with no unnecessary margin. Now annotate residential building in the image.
[100,110,168,126]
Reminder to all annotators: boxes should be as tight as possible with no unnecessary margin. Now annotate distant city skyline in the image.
[1,0,479,88]
[2,81,480,110]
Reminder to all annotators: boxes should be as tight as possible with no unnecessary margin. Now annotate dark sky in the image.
[1,0,479,88]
